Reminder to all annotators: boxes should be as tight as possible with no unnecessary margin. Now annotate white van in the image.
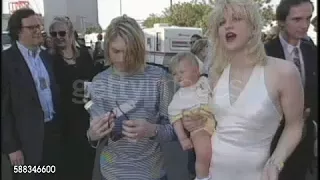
[143,23,202,67]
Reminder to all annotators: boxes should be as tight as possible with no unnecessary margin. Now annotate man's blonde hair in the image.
[208,0,267,76]
[104,15,146,73]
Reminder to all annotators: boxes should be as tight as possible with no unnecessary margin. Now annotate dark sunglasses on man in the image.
[50,31,67,37]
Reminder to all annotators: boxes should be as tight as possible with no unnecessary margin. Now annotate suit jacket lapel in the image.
[273,37,286,60]
[300,42,317,88]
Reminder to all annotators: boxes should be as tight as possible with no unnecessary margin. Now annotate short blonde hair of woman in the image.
[49,16,79,57]
[104,15,146,72]
[190,38,209,61]
[208,0,267,76]
[169,52,200,74]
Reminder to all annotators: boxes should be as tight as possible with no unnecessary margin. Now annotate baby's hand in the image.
[179,138,193,151]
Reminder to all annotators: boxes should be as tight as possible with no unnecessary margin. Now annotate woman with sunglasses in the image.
[48,16,103,180]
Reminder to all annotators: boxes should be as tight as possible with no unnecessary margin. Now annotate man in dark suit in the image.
[1,8,62,180]
[265,0,317,180]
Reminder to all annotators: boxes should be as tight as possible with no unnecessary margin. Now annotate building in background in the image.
[2,0,100,34]
[2,0,31,31]
[2,14,10,31]
[43,0,99,34]
[136,19,145,29]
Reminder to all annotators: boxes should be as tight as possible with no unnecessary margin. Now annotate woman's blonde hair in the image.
[49,16,79,57]
[208,0,267,76]
[104,15,146,73]
[190,38,209,61]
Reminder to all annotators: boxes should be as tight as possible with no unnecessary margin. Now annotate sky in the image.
[2,0,318,29]
[98,0,318,29]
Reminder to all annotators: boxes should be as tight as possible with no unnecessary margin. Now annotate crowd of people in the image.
[1,0,317,180]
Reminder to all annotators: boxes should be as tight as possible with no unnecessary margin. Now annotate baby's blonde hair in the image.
[169,52,199,73]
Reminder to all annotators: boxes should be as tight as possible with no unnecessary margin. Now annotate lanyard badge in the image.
[39,77,48,90]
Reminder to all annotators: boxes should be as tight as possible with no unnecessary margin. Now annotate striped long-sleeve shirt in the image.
[91,64,176,180]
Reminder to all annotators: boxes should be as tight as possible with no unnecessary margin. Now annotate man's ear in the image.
[277,21,285,31]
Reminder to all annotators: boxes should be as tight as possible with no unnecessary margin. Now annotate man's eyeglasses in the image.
[50,31,67,37]
[22,24,42,31]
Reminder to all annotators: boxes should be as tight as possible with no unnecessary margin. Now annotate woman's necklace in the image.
[63,55,74,60]
[62,53,76,65]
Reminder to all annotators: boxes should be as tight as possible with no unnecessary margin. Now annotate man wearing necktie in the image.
[2,9,62,180]
[265,0,318,180]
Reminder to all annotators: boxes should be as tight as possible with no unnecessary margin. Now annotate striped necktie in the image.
[293,47,302,75]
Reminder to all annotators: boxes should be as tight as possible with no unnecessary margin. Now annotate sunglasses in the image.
[50,31,67,37]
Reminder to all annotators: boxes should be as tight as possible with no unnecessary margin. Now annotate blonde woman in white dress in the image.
[182,0,306,180]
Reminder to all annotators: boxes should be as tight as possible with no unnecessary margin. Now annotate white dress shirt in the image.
[279,33,306,86]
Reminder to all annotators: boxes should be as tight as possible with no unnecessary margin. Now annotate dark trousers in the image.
[187,150,196,179]
[272,120,315,180]
[60,137,95,180]
[160,175,168,180]
[12,122,63,180]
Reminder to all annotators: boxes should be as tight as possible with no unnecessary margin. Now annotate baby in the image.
[168,52,215,180]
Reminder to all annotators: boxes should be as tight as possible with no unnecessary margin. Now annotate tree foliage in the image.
[143,14,168,28]
[143,0,275,31]
[194,0,275,27]
[165,3,212,30]
[143,2,211,31]
[85,26,102,34]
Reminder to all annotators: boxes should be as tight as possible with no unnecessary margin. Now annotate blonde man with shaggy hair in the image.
[181,0,305,179]
[86,15,175,180]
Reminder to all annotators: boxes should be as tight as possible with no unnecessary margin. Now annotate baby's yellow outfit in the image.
[168,76,215,135]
